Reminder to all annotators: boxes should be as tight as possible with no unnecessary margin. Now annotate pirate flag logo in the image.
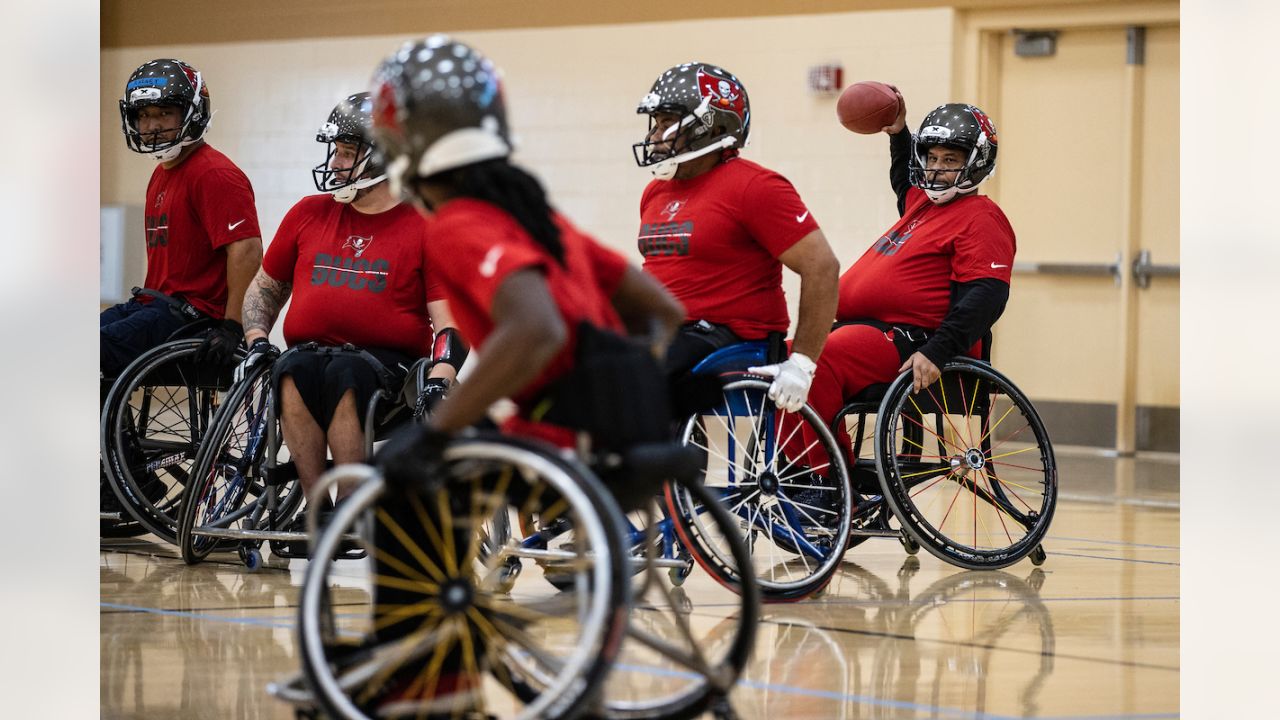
[695,68,745,122]
[342,234,373,257]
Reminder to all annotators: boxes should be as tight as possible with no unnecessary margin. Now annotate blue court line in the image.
[100,601,297,630]
[1047,535,1180,551]
[1047,551,1180,567]
[728,678,1178,720]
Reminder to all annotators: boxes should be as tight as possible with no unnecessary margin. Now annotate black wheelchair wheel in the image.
[295,434,630,720]
[875,359,1057,569]
[602,475,760,720]
[673,378,852,601]
[177,360,284,564]
[102,339,242,544]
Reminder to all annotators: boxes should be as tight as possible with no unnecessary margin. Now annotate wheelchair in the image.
[831,340,1057,570]
[270,430,760,720]
[100,317,241,544]
[670,341,854,601]
[175,343,415,569]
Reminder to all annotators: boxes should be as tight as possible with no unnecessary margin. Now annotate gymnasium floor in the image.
[100,450,1179,720]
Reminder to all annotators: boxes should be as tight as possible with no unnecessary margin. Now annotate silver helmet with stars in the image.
[312,92,387,203]
[369,36,511,201]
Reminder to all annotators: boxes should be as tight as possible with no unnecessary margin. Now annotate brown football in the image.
[836,81,901,134]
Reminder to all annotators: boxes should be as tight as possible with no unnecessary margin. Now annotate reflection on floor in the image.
[101,453,1179,720]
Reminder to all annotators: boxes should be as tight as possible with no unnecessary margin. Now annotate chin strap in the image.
[649,136,737,180]
[430,327,469,373]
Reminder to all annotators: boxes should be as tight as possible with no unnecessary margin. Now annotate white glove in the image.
[234,337,280,384]
[748,352,817,413]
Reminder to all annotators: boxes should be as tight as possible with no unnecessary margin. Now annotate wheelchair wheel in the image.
[875,359,1057,570]
[177,360,293,564]
[295,433,630,720]
[603,476,760,720]
[101,339,241,544]
[673,378,852,601]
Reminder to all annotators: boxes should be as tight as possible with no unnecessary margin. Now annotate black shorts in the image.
[274,346,412,430]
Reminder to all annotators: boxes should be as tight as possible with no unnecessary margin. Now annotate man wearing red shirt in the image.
[102,58,262,378]
[237,93,458,527]
[804,94,1015,477]
[633,62,840,413]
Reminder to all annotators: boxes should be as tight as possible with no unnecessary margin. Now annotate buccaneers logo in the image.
[968,106,998,145]
[695,69,745,122]
[661,199,687,221]
[342,235,373,257]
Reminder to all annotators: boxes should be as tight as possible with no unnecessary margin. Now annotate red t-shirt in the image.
[142,143,261,318]
[838,187,1015,328]
[424,198,628,406]
[637,157,819,339]
[263,195,443,357]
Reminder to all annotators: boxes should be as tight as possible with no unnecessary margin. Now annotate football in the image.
[836,81,902,134]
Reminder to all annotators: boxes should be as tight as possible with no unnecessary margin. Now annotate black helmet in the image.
[369,35,511,201]
[633,62,750,180]
[908,103,999,204]
[313,92,386,203]
[119,58,211,162]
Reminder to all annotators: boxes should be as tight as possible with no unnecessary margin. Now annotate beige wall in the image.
[102,7,955,316]
[102,3,1181,421]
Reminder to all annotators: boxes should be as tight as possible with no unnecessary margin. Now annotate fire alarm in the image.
[807,63,843,95]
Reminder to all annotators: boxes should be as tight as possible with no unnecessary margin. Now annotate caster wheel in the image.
[1029,544,1047,566]
[496,558,522,593]
[240,546,262,571]
[669,555,693,587]
[899,530,920,556]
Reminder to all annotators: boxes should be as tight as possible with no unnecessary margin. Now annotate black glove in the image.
[194,318,244,366]
[413,378,451,419]
[234,337,280,383]
[374,423,452,492]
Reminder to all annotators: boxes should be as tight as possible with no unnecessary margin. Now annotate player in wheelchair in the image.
[270,37,766,720]
[175,91,461,563]
[102,58,264,539]
[789,89,1056,568]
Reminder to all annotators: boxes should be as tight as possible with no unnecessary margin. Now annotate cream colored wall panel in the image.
[1134,25,1179,409]
[992,277,1122,404]
[995,27,1128,264]
[102,8,954,305]
[1135,283,1178,406]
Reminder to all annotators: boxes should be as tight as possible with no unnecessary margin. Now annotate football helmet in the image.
[119,59,212,162]
[369,35,511,203]
[908,103,999,205]
[313,92,386,203]
[633,62,750,180]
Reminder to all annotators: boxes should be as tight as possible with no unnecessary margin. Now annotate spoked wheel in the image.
[101,339,242,544]
[875,359,1057,569]
[674,378,852,601]
[177,361,290,564]
[295,434,630,720]
[603,477,760,720]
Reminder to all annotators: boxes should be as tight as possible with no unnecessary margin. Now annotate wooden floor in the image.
[100,451,1179,720]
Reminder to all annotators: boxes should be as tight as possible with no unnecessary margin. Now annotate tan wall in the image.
[102,8,956,313]
[102,2,1180,417]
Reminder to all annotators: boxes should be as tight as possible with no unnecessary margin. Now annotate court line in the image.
[1046,535,1180,550]
[1046,551,1179,566]
[100,601,296,630]
[730,679,1179,720]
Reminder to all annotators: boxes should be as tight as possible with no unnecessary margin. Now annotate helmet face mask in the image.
[369,35,512,207]
[312,92,387,203]
[633,63,750,180]
[119,59,211,162]
[908,103,998,204]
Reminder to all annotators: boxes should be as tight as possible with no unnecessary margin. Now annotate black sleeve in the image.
[917,278,1010,367]
[888,126,913,216]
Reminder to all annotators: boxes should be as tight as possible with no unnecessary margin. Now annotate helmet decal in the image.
[695,68,745,123]
[969,106,998,144]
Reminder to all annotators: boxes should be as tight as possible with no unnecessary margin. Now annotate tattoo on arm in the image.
[242,270,292,336]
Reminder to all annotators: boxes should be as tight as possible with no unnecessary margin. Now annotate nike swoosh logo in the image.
[228,219,246,231]
[990,262,1008,269]
[479,245,504,278]
[795,211,810,223]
